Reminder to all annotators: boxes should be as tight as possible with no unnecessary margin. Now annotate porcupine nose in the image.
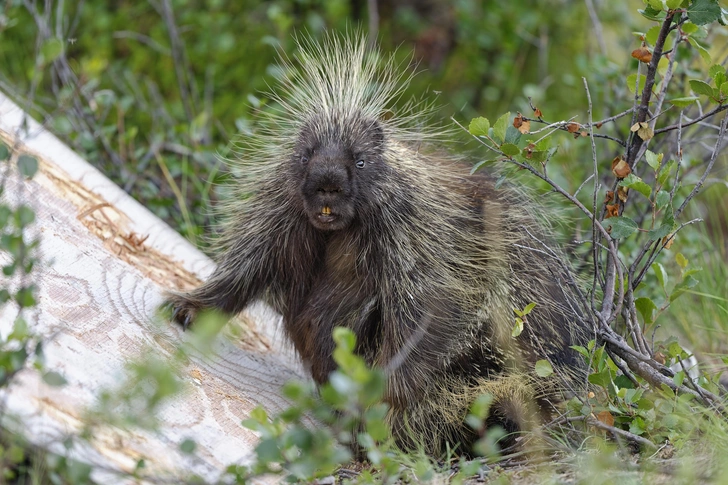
[316,174,344,195]
[307,145,350,200]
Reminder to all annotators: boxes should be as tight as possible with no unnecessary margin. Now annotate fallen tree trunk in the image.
[0,91,302,482]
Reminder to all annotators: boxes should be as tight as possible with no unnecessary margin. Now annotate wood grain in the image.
[0,92,304,482]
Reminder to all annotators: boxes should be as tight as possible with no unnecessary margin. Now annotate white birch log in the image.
[0,91,303,483]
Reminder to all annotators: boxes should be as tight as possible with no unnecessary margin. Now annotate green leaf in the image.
[673,370,686,388]
[492,112,510,144]
[41,38,64,63]
[639,5,665,21]
[648,205,675,240]
[627,73,647,94]
[255,438,282,463]
[653,262,668,289]
[670,275,699,301]
[648,0,664,10]
[657,160,676,186]
[15,286,36,308]
[504,125,521,145]
[655,190,671,210]
[468,117,491,137]
[470,159,496,174]
[469,393,494,420]
[621,173,652,199]
[687,0,721,25]
[676,252,688,268]
[645,150,663,171]
[42,371,68,387]
[249,406,268,424]
[710,66,727,87]
[17,155,39,178]
[720,82,728,97]
[690,79,716,97]
[588,368,614,389]
[666,0,682,8]
[332,327,356,352]
[668,96,699,108]
[525,149,550,163]
[535,360,553,378]
[629,417,646,435]
[16,206,35,226]
[681,22,699,34]
[179,438,197,454]
[607,216,639,239]
[0,143,8,161]
[523,302,536,314]
[657,57,669,77]
[571,345,589,358]
[645,25,661,45]
[687,37,712,63]
[501,143,520,157]
[512,317,524,337]
[635,297,657,325]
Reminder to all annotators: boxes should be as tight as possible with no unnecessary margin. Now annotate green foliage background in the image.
[0,0,643,240]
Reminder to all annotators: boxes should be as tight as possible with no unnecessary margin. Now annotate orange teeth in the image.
[321,206,331,215]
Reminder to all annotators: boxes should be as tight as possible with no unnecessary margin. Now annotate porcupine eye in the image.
[300,155,309,165]
[355,159,365,169]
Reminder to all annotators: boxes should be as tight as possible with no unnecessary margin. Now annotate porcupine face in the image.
[295,116,384,231]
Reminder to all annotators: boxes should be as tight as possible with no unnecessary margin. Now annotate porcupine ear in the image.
[367,118,385,150]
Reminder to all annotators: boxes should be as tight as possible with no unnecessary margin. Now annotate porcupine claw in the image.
[171,304,191,331]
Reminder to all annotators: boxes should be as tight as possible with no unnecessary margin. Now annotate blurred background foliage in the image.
[0,0,726,353]
[0,0,640,240]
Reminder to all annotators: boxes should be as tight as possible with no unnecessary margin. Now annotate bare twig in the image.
[675,113,728,218]
[584,0,607,57]
[587,416,657,449]
[655,104,728,135]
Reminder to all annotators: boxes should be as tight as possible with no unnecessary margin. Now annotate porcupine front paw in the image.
[162,292,200,331]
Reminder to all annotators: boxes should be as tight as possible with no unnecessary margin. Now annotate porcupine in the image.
[165,34,589,456]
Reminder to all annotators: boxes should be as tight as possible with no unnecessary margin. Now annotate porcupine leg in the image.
[164,235,274,330]
[164,276,247,330]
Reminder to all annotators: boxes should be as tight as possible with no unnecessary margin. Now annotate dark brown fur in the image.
[165,36,588,456]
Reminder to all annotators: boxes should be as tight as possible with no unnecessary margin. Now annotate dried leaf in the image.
[654,351,666,365]
[617,186,629,202]
[514,113,531,134]
[605,204,619,219]
[630,121,653,140]
[524,143,535,159]
[534,108,543,118]
[580,130,588,137]
[663,233,676,249]
[566,122,580,133]
[611,157,632,178]
[588,391,596,399]
[596,410,615,427]
[596,122,603,129]
[631,46,653,63]
[638,123,654,141]
[605,191,614,204]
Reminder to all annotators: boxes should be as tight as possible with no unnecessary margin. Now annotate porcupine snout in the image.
[301,143,356,231]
